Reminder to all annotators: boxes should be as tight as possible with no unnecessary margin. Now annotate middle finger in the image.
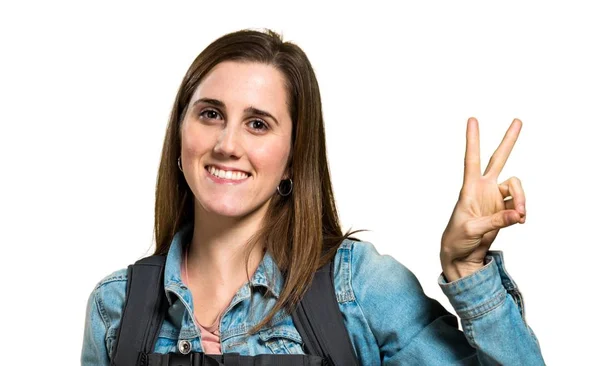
[483,119,523,179]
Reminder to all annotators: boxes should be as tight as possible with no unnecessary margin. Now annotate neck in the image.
[186,201,269,286]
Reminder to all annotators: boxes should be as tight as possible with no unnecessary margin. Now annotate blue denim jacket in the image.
[82,226,545,365]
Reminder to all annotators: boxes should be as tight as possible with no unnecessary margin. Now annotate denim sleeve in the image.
[81,287,111,366]
[81,269,128,366]
[438,250,544,365]
[346,241,545,365]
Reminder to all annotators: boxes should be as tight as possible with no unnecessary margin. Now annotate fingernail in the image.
[518,205,526,215]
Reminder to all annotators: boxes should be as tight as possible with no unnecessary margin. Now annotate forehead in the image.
[190,61,289,114]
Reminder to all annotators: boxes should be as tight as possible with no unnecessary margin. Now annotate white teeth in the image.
[207,166,249,180]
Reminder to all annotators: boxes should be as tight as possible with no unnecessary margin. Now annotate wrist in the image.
[441,260,485,283]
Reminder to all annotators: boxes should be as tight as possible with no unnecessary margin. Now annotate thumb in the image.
[470,210,522,236]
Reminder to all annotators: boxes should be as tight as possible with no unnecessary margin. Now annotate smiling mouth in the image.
[205,165,250,181]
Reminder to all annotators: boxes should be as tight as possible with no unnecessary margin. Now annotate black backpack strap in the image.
[111,255,168,366]
[146,352,324,366]
[292,260,359,366]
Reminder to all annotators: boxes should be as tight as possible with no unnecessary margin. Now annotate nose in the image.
[213,124,241,158]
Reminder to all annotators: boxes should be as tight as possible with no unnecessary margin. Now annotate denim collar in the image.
[162,223,284,306]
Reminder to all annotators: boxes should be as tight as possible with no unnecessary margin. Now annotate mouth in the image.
[205,165,251,181]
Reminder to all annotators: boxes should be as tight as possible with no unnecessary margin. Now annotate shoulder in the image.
[91,268,129,302]
[96,268,129,286]
[334,239,417,284]
[332,239,425,303]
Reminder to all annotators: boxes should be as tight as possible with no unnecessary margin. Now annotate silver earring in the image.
[177,156,183,172]
[277,178,293,197]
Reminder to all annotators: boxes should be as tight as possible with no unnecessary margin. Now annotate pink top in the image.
[181,250,223,354]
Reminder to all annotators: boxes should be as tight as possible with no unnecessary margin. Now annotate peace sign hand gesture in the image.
[441,118,527,282]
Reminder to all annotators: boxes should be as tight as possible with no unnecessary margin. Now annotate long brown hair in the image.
[153,28,362,333]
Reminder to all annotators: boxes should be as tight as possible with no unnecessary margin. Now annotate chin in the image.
[212,207,250,218]
[197,198,253,219]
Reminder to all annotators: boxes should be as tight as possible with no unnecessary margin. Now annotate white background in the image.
[1,1,598,364]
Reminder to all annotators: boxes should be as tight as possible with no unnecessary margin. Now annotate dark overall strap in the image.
[111,255,168,366]
[291,261,360,366]
[146,352,324,366]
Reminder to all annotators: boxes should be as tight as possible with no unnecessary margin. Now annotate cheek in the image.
[250,140,291,174]
[181,124,215,157]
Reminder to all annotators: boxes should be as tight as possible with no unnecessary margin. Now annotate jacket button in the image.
[178,339,191,355]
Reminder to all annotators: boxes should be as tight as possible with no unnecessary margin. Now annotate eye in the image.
[248,119,269,132]
[199,109,222,120]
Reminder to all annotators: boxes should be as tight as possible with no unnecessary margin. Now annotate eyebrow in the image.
[192,97,280,125]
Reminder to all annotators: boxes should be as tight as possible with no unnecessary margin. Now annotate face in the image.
[180,61,293,220]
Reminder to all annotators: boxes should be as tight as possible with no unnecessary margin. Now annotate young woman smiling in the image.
[81,29,545,365]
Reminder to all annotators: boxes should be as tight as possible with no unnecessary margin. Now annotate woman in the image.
[81,29,545,365]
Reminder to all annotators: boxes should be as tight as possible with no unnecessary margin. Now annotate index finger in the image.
[464,117,481,184]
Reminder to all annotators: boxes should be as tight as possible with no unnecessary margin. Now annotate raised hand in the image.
[440,117,527,282]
